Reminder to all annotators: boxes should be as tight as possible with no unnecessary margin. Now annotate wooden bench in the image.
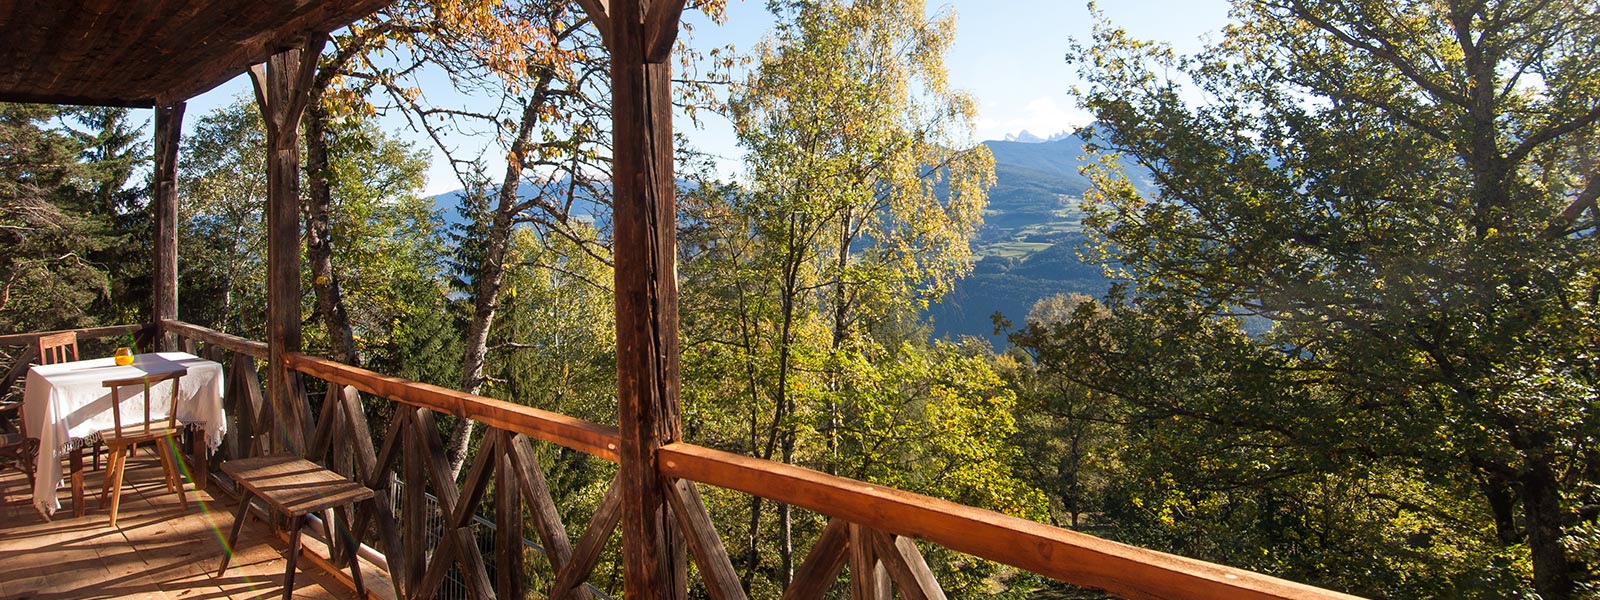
[217,454,375,599]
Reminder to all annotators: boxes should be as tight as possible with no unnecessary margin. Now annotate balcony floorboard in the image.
[0,451,360,600]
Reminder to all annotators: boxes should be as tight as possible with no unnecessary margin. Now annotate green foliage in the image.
[1040,1,1600,597]
[0,103,143,333]
[176,100,268,338]
[677,0,1055,594]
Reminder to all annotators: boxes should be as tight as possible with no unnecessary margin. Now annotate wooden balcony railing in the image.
[4,321,1364,600]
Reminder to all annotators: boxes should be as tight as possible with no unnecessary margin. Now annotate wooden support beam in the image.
[151,102,184,351]
[870,531,946,600]
[573,0,613,47]
[848,524,888,600]
[667,479,746,600]
[609,0,688,597]
[413,409,494,599]
[249,34,326,457]
[508,434,593,600]
[495,431,525,600]
[780,519,850,600]
[552,474,626,599]
[643,0,688,63]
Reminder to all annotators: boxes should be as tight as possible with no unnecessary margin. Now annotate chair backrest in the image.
[102,369,187,436]
[37,331,78,365]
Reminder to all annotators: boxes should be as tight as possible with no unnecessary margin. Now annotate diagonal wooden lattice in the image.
[782,518,947,600]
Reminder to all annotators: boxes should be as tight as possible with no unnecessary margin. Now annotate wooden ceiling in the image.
[0,0,393,107]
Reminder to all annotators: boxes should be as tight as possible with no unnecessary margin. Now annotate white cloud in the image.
[974,95,1093,142]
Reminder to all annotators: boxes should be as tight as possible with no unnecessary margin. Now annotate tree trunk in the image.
[443,82,552,479]
[1522,454,1574,600]
[304,101,361,367]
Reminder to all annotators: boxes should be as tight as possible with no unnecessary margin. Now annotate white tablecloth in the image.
[22,351,226,515]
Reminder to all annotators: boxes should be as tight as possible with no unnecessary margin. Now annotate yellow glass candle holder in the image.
[113,347,134,366]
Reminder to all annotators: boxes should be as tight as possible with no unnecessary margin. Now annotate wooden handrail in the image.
[154,319,1362,600]
[282,352,621,462]
[0,324,146,346]
[161,319,269,358]
[658,443,1363,600]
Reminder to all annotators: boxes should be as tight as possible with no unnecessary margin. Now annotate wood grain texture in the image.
[610,0,686,596]
[285,352,620,460]
[164,320,269,358]
[847,524,887,600]
[659,443,1365,600]
[780,518,850,600]
[0,0,395,106]
[254,40,323,457]
[152,103,183,351]
[222,455,374,518]
[667,479,746,600]
[495,431,525,600]
[509,433,592,600]
[870,531,945,600]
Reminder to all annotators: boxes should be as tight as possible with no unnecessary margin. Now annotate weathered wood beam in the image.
[870,531,946,600]
[152,102,183,353]
[780,519,851,600]
[848,524,888,600]
[162,320,270,358]
[250,34,326,457]
[666,479,746,600]
[157,0,395,105]
[660,443,1366,600]
[495,431,525,600]
[285,352,620,460]
[572,0,613,46]
[643,0,688,63]
[413,409,494,599]
[508,434,594,600]
[610,0,688,596]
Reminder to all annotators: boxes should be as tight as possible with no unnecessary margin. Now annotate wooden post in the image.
[248,35,325,456]
[151,102,184,352]
[606,0,689,597]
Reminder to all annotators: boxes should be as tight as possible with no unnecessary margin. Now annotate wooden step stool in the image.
[217,454,376,599]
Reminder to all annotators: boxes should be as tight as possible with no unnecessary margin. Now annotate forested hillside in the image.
[930,134,1155,343]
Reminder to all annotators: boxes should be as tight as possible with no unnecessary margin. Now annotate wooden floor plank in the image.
[0,453,376,600]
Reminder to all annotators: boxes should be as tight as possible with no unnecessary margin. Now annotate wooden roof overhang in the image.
[0,0,392,108]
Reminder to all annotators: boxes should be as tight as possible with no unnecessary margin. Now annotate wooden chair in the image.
[37,331,78,365]
[37,331,104,469]
[218,455,373,600]
[0,410,38,489]
[98,368,189,527]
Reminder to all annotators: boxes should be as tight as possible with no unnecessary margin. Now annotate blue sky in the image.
[179,1,1233,195]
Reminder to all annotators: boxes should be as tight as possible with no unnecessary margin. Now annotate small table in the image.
[218,454,375,600]
[23,351,226,516]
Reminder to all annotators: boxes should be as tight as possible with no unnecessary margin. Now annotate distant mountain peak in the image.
[1001,129,1076,144]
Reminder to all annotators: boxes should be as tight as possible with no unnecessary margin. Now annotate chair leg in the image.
[217,492,254,577]
[283,515,306,600]
[100,447,124,506]
[342,504,366,600]
[163,435,189,508]
[155,440,177,492]
[106,449,128,527]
